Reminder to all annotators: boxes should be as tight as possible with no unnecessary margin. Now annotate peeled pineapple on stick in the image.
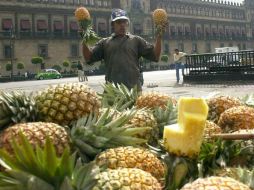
[75,6,100,45]
[163,97,209,158]
[152,8,168,36]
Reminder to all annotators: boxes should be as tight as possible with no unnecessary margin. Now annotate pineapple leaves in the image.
[71,108,149,160]
[99,83,138,111]
[0,133,77,190]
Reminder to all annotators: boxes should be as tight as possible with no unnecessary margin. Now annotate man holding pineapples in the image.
[76,7,167,91]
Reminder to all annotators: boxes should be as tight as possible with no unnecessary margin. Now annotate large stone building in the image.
[0,0,253,75]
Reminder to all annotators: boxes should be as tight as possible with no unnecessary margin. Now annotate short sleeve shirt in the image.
[86,33,158,90]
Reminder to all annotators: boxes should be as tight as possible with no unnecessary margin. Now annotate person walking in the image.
[83,65,88,82]
[81,9,164,91]
[173,49,186,84]
[77,61,84,82]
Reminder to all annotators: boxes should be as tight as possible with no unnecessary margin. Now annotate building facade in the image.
[0,0,253,75]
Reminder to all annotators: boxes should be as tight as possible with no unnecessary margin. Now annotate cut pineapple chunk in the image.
[163,97,208,157]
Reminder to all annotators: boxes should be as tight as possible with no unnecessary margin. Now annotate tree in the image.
[31,56,44,70]
[5,63,12,72]
[62,60,70,73]
[17,62,25,70]
[161,54,169,63]
[52,64,62,72]
[31,56,43,65]
[63,60,70,68]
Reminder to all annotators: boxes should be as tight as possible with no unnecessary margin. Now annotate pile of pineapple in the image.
[0,82,254,190]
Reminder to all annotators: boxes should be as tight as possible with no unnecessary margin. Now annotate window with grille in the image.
[38,45,48,58]
[4,45,11,59]
[71,44,79,57]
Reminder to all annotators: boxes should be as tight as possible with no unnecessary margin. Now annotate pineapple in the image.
[153,100,178,138]
[136,91,177,110]
[152,9,167,25]
[74,6,90,21]
[207,95,242,123]
[0,122,70,155]
[93,168,162,190]
[214,168,254,189]
[95,146,166,183]
[35,83,101,125]
[163,97,209,158]
[74,6,100,44]
[152,9,168,36]
[70,108,150,161]
[204,120,222,139]
[180,176,251,190]
[218,106,254,132]
[0,91,38,129]
[126,109,158,144]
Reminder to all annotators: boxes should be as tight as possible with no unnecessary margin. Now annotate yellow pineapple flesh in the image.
[0,122,70,156]
[163,97,209,157]
[95,146,166,183]
[180,176,250,190]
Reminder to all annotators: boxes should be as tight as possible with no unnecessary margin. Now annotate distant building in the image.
[0,0,253,75]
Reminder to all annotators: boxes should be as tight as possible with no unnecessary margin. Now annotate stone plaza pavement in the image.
[141,70,254,99]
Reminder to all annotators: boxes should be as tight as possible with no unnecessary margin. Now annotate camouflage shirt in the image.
[86,33,158,90]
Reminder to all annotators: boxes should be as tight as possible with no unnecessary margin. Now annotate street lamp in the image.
[10,27,15,80]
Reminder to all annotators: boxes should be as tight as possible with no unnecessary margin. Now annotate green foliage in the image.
[5,63,12,71]
[17,62,25,70]
[161,54,169,62]
[198,139,254,177]
[99,83,139,111]
[52,65,62,72]
[71,108,148,161]
[31,57,43,65]
[71,63,78,69]
[62,60,70,68]
[0,133,99,190]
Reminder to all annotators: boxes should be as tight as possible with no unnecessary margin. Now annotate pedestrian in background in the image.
[77,61,84,82]
[173,49,186,84]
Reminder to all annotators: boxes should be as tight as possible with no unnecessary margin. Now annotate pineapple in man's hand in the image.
[75,7,100,45]
[152,9,168,36]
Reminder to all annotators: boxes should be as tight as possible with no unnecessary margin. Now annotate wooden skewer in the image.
[211,133,254,140]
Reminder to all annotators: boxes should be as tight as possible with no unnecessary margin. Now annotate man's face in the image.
[113,19,129,36]
[175,50,179,54]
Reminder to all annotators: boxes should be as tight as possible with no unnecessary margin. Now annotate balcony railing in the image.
[0,31,80,40]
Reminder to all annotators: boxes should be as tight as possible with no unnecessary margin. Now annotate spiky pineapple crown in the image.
[99,83,139,111]
[0,133,99,190]
[0,91,39,130]
[70,108,150,161]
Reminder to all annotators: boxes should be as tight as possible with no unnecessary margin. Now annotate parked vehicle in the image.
[35,69,62,80]
[205,47,240,67]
